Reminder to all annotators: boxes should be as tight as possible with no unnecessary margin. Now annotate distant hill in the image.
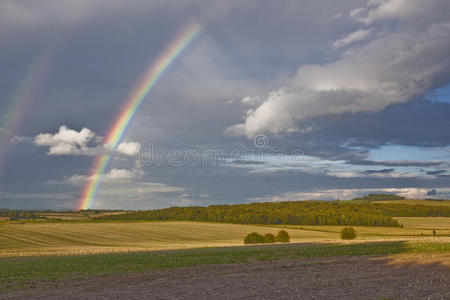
[350,194,405,203]
[349,194,450,207]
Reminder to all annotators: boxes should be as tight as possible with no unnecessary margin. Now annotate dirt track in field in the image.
[3,253,450,300]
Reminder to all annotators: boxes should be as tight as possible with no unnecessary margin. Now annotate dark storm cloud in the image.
[359,169,394,175]
[426,170,447,176]
[321,100,450,149]
[427,189,438,196]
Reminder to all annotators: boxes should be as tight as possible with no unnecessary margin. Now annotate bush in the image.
[276,230,290,243]
[340,227,357,240]
[264,233,276,243]
[244,232,265,244]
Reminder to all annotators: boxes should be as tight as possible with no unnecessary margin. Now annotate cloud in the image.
[34,125,95,155]
[18,125,141,157]
[241,96,262,106]
[250,187,448,202]
[0,0,159,29]
[225,152,430,179]
[66,168,142,185]
[116,142,141,157]
[426,170,447,176]
[360,168,394,174]
[228,1,450,137]
[332,28,372,48]
[349,160,445,167]
[350,0,444,25]
[104,168,137,180]
[426,189,438,196]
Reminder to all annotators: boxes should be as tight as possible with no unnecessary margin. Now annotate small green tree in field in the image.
[340,227,357,240]
[244,232,265,244]
[264,233,276,243]
[276,230,290,243]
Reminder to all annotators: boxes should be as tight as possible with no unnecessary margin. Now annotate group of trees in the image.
[98,201,450,227]
[0,209,125,221]
[0,209,37,220]
[351,194,406,202]
[244,230,290,244]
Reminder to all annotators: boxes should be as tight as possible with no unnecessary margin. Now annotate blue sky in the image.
[1,0,450,209]
[428,84,450,103]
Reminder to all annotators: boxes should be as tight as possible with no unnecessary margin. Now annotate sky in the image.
[1,0,450,210]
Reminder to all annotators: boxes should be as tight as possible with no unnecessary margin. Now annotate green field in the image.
[1,219,449,257]
[1,241,449,291]
[1,218,449,292]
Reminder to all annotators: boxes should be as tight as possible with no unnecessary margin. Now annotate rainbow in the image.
[78,23,201,210]
[0,48,53,173]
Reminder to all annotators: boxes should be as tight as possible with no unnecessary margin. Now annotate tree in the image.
[264,233,276,243]
[276,230,290,243]
[244,232,265,244]
[340,227,356,240]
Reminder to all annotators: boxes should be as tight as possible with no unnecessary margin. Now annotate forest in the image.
[97,200,450,227]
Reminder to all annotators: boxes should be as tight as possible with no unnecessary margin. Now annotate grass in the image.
[1,241,449,290]
[1,220,450,257]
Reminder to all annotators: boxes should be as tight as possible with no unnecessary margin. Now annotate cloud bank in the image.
[228,0,450,137]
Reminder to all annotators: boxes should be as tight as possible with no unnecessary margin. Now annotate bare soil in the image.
[3,253,450,300]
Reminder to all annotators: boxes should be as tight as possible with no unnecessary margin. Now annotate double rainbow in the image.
[78,23,200,210]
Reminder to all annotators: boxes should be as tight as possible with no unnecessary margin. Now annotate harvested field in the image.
[1,221,449,257]
[2,253,449,300]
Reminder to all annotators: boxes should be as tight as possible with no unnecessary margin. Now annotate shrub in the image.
[264,233,276,243]
[244,232,265,244]
[276,230,290,243]
[340,227,357,240]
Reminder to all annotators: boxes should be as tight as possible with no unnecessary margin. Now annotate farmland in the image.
[1,241,449,298]
[1,218,449,257]
[1,214,449,298]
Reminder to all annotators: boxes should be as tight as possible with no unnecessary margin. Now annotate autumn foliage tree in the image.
[276,230,290,243]
[340,227,357,240]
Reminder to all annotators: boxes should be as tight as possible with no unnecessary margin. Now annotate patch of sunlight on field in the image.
[376,199,450,207]
[1,221,449,257]
[0,222,328,257]
[276,222,450,240]
[395,217,450,229]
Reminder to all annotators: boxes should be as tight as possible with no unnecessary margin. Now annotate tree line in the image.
[97,201,450,227]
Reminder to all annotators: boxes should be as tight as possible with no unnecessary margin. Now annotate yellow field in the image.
[376,199,450,207]
[395,217,450,229]
[0,220,449,257]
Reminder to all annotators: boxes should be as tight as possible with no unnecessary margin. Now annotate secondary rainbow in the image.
[0,48,54,172]
[78,23,201,210]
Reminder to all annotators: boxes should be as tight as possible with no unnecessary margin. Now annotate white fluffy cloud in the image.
[116,142,141,157]
[66,168,142,186]
[228,0,450,137]
[34,125,95,155]
[104,168,137,180]
[29,125,141,157]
